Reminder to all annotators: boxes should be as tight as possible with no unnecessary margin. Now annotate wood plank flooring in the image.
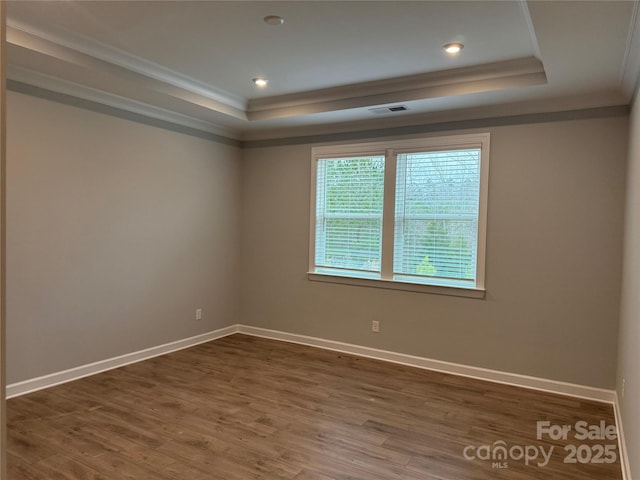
[7,334,622,479]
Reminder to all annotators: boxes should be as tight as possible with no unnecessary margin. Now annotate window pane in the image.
[315,156,385,276]
[394,149,480,286]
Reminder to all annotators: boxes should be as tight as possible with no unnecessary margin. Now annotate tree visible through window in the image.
[311,134,489,292]
[394,149,480,284]
[315,155,385,277]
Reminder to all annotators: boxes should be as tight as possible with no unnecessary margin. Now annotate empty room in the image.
[0,0,639,479]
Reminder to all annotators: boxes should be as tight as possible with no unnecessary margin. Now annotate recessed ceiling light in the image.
[264,15,284,26]
[443,42,464,54]
[252,77,268,88]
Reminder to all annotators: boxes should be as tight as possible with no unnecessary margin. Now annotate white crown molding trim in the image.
[519,1,543,61]
[5,325,240,399]
[620,0,640,97]
[247,57,547,121]
[6,18,247,111]
[5,17,551,126]
[6,24,248,122]
[7,65,241,140]
[237,325,615,404]
[614,393,633,480]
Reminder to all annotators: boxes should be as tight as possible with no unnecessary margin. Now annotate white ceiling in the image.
[5,1,640,140]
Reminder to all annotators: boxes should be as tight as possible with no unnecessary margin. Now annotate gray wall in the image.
[5,90,629,394]
[6,92,241,384]
[617,93,640,477]
[240,117,627,389]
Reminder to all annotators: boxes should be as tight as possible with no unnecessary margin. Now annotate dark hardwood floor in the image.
[7,334,622,479]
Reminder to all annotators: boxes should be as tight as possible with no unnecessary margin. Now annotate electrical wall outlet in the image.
[372,320,380,333]
[196,308,202,320]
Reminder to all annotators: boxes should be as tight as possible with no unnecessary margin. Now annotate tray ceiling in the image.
[5,1,639,140]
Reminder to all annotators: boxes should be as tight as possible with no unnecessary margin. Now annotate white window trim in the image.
[308,133,490,298]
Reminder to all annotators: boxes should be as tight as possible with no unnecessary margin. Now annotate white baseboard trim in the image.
[6,324,240,399]
[613,393,632,480]
[7,323,626,474]
[7,323,616,406]
[237,325,616,404]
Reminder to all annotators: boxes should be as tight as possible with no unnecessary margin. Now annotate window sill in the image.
[307,272,486,299]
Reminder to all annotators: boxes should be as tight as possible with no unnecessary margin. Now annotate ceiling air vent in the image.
[369,105,409,114]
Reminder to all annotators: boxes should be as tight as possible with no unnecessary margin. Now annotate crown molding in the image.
[620,0,640,97]
[7,12,590,146]
[246,57,547,121]
[519,1,543,60]
[6,18,247,112]
[242,104,629,148]
[7,16,550,126]
[6,20,248,125]
[7,65,241,140]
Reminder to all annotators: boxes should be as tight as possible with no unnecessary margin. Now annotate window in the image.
[314,155,385,279]
[309,134,489,297]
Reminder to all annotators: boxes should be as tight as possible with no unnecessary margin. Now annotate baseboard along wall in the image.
[5,323,629,479]
[6,325,238,399]
[613,394,633,480]
[7,323,616,402]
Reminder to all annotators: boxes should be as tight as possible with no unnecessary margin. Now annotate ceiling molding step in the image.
[246,57,547,121]
[7,79,242,148]
[6,18,247,111]
[520,1,543,60]
[6,20,248,121]
[242,105,629,149]
[619,0,640,97]
[7,65,241,140]
[241,88,629,142]
[7,41,249,126]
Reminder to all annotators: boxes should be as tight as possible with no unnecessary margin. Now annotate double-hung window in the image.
[309,133,490,298]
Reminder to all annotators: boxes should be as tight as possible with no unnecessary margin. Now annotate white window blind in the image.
[394,149,481,287]
[310,133,489,296]
[315,155,385,278]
